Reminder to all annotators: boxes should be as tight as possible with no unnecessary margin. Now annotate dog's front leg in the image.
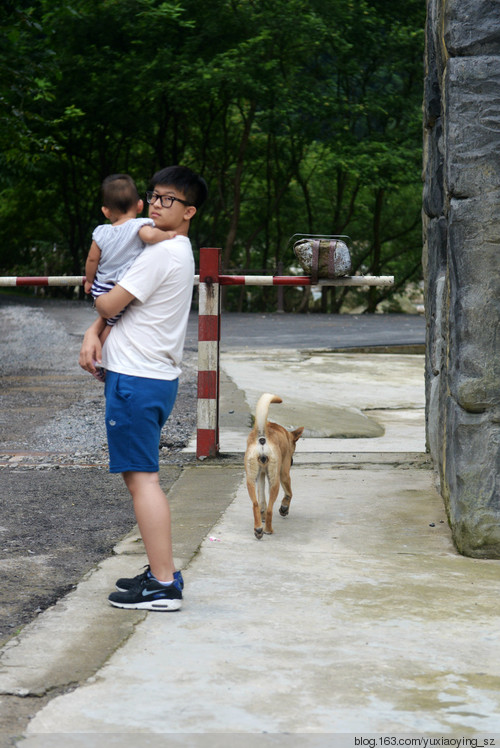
[246,478,264,539]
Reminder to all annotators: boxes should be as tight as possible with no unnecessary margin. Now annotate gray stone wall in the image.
[423,0,500,557]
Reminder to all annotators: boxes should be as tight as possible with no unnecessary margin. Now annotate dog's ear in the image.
[291,426,304,442]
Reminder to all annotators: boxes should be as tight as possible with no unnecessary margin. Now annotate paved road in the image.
[211,311,426,350]
[4,299,500,740]
[0,293,426,351]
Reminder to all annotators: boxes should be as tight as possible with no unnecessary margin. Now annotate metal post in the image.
[276,262,284,313]
[196,248,221,459]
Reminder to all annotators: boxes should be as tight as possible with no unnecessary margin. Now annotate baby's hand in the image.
[84,281,92,294]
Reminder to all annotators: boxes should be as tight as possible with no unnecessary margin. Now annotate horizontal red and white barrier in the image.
[0,276,86,287]
[0,274,393,288]
[216,275,394,286]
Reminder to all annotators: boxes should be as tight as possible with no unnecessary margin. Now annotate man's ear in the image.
[184,205,197,221]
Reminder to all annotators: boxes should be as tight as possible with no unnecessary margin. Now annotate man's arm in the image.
[95,283,136,319]
[139,225,176,244]
[84,240,101,294]
[79,316,107,374]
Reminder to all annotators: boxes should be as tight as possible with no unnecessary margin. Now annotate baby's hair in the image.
[101,174,140,214]
[151,165,208,209]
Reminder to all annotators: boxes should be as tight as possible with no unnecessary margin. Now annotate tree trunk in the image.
[366,187,384,313]
[222,101,257,272]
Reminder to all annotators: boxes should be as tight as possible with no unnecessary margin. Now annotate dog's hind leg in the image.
[279,427,303,517]
[257,471,267,519]
[263,476,280,535]
[246,475,264,539]
[279,465,293,517]
[279,495,291,516]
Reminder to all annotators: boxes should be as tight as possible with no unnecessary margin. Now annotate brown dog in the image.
[244,393,304,539]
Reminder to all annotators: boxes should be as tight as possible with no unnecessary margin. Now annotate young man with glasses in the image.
[79,165,208,611]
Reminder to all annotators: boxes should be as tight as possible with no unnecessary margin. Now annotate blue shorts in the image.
[104,371,178,473]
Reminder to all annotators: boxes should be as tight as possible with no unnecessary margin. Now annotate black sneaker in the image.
[108,575,182,611]
[115,566,184,592]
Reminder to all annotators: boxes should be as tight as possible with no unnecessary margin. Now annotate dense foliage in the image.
[0,0,425,311]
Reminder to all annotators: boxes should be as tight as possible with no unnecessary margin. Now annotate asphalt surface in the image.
[0,291,427,350]
[217,310,426,350]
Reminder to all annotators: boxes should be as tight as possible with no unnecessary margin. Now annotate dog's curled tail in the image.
[255,393,282,436]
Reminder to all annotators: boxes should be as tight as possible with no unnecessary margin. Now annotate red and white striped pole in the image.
[216,274,394,287]
[0,276,86,287]
[196,248,221,459]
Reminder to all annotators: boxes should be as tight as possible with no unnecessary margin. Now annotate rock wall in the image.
[423,0,500,557]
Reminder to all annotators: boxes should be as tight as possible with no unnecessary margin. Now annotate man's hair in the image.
[151,165,208,209]
[101,174,140,213]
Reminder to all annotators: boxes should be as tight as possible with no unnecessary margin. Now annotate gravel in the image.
[0,299,198,464]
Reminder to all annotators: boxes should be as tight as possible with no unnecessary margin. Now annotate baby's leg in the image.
[89,319,110,382]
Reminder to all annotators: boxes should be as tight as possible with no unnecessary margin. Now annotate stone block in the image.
[445,57,500,198]
[447,195,500,412]
[426,0,448,84]
[424,268,448,491]
[444,399,500,558]
[423,215,447,295]
[423,117,444,218]
[423,6,442,127]
[444,0,500,56]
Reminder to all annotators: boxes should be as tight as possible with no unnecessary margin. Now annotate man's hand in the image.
[79,317,106,375]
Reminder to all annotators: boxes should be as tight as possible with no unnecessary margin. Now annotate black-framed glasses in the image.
[146,191,191,208]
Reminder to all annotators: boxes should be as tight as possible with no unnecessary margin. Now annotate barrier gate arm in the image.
[0,276,87,287]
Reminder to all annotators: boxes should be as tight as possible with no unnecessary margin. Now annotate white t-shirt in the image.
[101,235,194,380]
[92,217,154,285]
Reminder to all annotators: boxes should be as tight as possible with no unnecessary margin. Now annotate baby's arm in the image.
[84,240,101,294]
[139,225,177,244]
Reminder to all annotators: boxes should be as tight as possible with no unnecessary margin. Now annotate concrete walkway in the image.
[2,348,500,744]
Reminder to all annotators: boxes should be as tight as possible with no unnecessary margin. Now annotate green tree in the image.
[0,0,426,312]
